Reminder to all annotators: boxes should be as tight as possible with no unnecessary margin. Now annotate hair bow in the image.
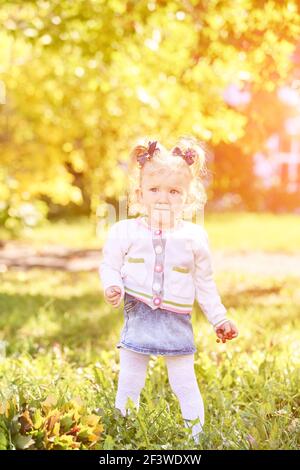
[172,146,197,166]
[136,141,159,168]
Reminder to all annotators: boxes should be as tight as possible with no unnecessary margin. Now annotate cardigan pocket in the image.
[169,266,195,298]
[122,257,147,287]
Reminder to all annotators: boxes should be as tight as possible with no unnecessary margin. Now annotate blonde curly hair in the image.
[126,135,208,219]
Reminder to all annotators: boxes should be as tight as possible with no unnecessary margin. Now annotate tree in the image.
[0,0,299,223]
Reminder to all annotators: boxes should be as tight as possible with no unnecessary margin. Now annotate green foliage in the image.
[0,394,103,450]
[0,198,48,235]
[0,1,300,220]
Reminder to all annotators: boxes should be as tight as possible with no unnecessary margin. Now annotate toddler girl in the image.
[99,137,238,445]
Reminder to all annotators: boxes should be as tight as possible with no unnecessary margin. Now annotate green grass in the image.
[0,268,299,449]
[0,212,299,449]
[1,212,299,252]
[0,216,101,248]
[205,212,300,252]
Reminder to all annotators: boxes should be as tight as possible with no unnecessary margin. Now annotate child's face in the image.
[137,166,191,227]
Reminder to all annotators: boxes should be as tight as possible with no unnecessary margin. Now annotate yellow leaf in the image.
[70,396,84,410]
[81,414,100,427]
[42,395,57,411]
[53,422,60,436]
[87,433,99,443]
[45,411,61,433]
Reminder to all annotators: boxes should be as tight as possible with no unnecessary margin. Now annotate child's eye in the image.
[149,188,158,192]
[170,189,180,195]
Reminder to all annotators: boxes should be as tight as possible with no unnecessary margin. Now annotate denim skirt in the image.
[116,292,196,356]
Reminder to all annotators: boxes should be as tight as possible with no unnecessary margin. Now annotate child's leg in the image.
[165,354,204,442]
[115,347,150,416]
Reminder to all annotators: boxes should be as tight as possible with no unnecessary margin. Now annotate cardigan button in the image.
[153,296,161,306]
[154,245,163,254]
[155,229,162,236]
[154,264,163,273]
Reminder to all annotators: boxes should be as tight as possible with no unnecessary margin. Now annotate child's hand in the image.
[215,320,238,344]
[104,286,123,308]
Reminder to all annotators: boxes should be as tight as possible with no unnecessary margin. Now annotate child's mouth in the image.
[153,204,170,211]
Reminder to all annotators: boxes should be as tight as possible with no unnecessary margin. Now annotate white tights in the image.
[115,348,204,441]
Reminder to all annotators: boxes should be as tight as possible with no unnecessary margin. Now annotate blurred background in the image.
[1,0,300,234]
[0,0,299,451]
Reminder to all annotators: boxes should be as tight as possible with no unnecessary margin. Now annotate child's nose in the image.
[157,191,169,203]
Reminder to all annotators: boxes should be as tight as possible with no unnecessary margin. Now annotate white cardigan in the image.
[99,216,228,329]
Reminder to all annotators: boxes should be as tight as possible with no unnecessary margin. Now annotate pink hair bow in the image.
[172,146,197,165]
[137,141,159,168]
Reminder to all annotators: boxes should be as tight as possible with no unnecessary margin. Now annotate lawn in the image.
[0,213,299,450]
[1,211,300,251]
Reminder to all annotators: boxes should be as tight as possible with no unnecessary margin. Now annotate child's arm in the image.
[99,221,127,308]
[193,227,237,339]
